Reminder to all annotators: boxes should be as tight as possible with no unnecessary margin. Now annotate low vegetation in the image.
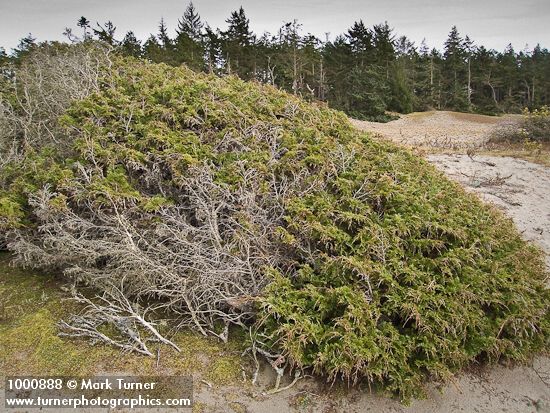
[490,106,550,144]
[0,44,549,400]
[0,253,243,385]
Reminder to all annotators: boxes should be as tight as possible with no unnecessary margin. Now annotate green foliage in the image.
[388,65,414,114]
[6,8,545,120]
[344,66,389,120]
[490,105,550,143]
[521,105,550,142]
[257,138,549,399]
[1,55,548,401]
[0,195,24,230]
[7,6,550,118]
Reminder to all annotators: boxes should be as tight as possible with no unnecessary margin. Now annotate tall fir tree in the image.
[372,22,395,79]
[175,2,205,70]
[177,2,203,41]
[143,35,164,63]
[346,20,373,59]
[12,34,36,61]
[156,18,176,65]
[222,7,256,79]
[93,21,117,45]
[442,26,468,110]
[414,39,435,110]
[204,25,223,74]
[77,16,91,40]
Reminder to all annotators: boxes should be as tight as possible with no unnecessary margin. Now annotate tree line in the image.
[3,3,549,121]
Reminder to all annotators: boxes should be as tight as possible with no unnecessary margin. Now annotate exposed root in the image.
[266,370,303,395]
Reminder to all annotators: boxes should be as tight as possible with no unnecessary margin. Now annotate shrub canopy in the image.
[0,50,548,399]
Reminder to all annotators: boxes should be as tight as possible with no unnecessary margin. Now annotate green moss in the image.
[206,356,242,386]
[0,309,99,375]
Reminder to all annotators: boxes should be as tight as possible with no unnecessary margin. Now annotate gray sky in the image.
[1,0,549,53]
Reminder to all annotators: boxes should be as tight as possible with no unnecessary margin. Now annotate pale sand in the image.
[351,110,521,151]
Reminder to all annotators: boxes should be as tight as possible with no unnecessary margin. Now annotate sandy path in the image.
[427,154,550,268]
[194,356,550,412]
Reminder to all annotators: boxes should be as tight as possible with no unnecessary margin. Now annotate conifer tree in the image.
[346,20,373,61]
[414,39,435,109]
[323,35,352,109]
[470,46,501,112]
[497,44,520,111]
[204,25,223,74]
[222,7,256,79]
[143,35,164,63]
[158,18,171,49]
[442,26,468,110]
[530,44,549,106]
[12,34,36,60]
[156,18,176,65]
[372,22,395,79]
[464,35,475,109]
[175,2,205,70]
[121,31,142,57]
[389,36,415,113]
[93,21,117,45]
[273,20,307,94]
[177,2,203,41]
[77,16,90,40]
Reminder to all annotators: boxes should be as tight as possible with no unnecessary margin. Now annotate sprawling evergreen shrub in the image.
[0,49,548,399]
[521,106,550,142]
[490,106,550,144]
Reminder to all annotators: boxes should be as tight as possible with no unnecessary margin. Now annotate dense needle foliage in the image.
[0,52,548,399]
[258,148,549,398]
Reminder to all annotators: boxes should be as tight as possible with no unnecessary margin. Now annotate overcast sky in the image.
[1,0,549,53]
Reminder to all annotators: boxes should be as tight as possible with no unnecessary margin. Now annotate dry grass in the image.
[478,142,550,167]
[448,111,516,124]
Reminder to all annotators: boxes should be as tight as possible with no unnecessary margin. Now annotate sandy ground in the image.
[194,360,550,412]
[427,154,550,269]
[352,110,521,151]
